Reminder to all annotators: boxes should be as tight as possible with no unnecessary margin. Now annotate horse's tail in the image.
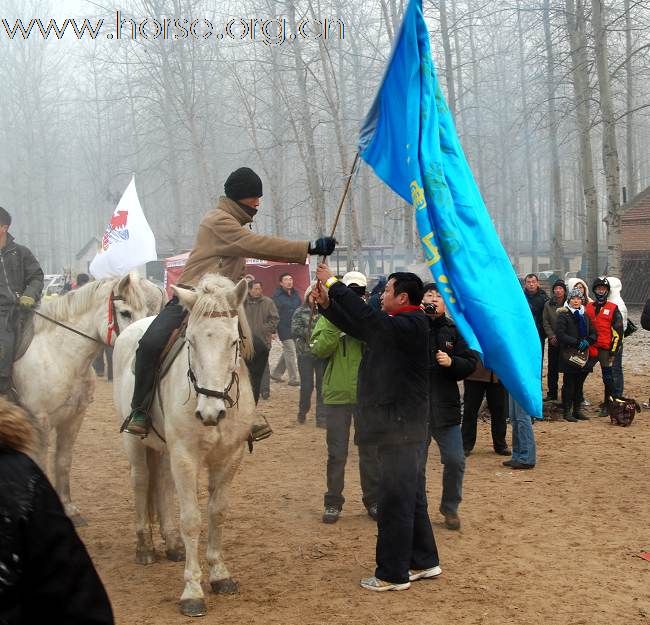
[146,446,160,525]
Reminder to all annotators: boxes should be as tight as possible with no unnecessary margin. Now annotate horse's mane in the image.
[34,280,106,332]
[192,275,253,360]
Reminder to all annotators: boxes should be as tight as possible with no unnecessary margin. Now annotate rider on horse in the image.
[125,167,336,438]
[0,207,44,401]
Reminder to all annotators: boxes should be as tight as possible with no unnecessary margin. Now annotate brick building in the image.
[621,188,650,304]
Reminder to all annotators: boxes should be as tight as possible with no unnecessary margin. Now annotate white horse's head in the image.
[172,274,251,426]
[37,273,160,345]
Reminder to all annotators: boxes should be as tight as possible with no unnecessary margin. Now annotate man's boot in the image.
[123,409,149,436]
[563,403,577,422]
[572,399,589,421]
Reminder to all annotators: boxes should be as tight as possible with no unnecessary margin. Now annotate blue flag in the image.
[359,0,542,417]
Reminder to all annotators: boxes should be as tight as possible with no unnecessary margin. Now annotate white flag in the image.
[90,177,157,278]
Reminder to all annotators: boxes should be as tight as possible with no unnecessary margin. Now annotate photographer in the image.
[421,284,476,531]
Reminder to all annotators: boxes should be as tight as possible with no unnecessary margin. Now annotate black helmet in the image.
[592,276,610,293]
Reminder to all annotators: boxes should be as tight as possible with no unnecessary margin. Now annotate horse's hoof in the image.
[135,550,156,565]
[70,514,87,527]
[165,547,185,562]
[179,598,207,617]
[210,578,238,594]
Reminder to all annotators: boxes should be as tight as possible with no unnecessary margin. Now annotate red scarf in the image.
[388,304,422,317]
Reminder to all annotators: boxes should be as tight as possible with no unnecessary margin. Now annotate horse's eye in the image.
[120,310,132,319]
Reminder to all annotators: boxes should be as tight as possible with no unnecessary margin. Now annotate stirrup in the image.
[251,423,273,442]
[120,412,150,438]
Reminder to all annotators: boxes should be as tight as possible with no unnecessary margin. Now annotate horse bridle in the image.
[185,309,242,408]
[31,289,125,346]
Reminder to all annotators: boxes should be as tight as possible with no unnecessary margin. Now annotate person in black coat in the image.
[422,284,476,531]
[314,265,440,592]
[524,273,549,359]
[556,289,597,422]
[0,399,114,625]
[641,298,650,331]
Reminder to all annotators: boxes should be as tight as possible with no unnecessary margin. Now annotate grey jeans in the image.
[271,338,299,384]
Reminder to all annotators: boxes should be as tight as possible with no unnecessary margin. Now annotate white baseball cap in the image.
[342,271,367,288]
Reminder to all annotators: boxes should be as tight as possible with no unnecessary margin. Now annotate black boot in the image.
[573,400,589,420]
[563,404,577,422]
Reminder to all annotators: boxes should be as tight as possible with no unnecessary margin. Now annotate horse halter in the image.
[106,291,125,345]
[186,308,242,408]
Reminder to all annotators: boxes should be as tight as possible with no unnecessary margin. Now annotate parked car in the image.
[42,274,66,298]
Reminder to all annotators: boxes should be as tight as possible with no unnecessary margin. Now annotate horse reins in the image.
[31,291,124,346]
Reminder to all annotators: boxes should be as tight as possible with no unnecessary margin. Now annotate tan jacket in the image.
[244,295,279,347]
[179,196,309,286]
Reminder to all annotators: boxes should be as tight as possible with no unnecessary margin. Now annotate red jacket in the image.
[585,301,619,356]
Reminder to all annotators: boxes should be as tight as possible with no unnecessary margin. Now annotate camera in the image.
[423,303,437,315]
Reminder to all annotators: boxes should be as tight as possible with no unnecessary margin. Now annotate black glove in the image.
[308,237,337,256]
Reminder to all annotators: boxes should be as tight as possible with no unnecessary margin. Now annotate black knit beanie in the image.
[224,167,263,200]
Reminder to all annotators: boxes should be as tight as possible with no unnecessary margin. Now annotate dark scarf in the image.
[573,309,587,338]
[237,202,258,220]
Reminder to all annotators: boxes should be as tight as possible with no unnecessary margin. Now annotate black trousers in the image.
[461,380,508,452]
[297,353,325,423]
[375,441,439,584]
[563,369,589,414]
[547,342,561,398]
[246,335,270,405]
[132,297,186,411]
[324,404,379,510]
[0,306,17,391]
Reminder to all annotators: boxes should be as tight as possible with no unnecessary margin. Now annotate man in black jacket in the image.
[422,284,476,531]
[524,273,549,362]
[641,298,650,331]
[0,207,44,398]
[314,265,439,592]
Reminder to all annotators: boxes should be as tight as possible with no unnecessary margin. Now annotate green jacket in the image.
[310,315,364,405]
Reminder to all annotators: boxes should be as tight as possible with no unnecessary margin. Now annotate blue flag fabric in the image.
[359,0,542,417]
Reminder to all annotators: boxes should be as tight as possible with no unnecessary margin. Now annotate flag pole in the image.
[319,151,360,265]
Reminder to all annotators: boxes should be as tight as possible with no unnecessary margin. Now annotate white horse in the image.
[113,274,256,618]
[14,274,164,524]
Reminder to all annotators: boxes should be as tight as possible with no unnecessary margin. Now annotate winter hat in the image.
[224,167,263,200]
[592,276,610,293]
[552,279,567,291]
[567,288,583,301]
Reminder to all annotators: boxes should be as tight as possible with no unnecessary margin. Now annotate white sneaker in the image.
[409,565,442,581]
[360,576,410,592]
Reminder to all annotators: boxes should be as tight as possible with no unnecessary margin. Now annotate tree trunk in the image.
[516,1,538,272]
[624,0,636,198]
[592,0,622,275]
[543,0,564,271]
[566,0,599,279]
[439,0,457,119]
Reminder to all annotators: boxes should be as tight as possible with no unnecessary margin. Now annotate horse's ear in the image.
[172,285,198,310]
[116,273,131,296]
[231,279,248,307]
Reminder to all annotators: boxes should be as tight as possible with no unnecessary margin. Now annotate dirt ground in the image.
[71,311,650,625]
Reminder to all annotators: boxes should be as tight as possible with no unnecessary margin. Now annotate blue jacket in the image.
[272,287,301,341]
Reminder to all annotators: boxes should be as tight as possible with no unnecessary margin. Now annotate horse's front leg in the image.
[169,442,206,617]
[53,412,86,525]
[206,446,244,595]
[156,451,184,561]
